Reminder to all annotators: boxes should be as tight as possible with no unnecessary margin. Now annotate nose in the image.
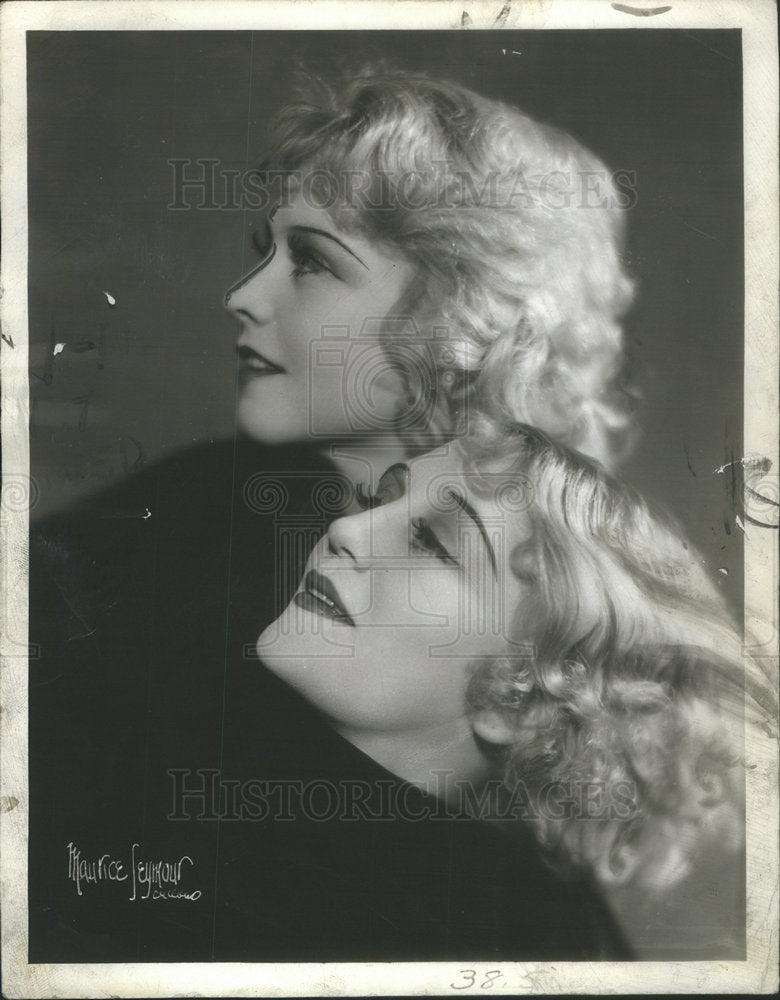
[326,504,405,567]
[223,241,278,320]
[326,509,372,567]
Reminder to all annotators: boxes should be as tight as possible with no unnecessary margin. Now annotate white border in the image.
[1,1,778,996]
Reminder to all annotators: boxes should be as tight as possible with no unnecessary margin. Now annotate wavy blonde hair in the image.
[463,425,764,891]
[260,68,637,468]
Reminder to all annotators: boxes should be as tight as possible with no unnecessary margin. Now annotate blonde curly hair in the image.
[462,424,757,892]
[259,68,637,468]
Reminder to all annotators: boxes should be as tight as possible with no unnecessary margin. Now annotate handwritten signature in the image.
[66,842,201,901]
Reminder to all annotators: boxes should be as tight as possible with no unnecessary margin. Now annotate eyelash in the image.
[355,483,382,510]
[411,518,459,567]
[251,222,274,259]
[356,484,457,567]
[250,225,332,279]
[288,233,331,278]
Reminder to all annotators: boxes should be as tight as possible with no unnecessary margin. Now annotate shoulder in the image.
[32,437,339,551]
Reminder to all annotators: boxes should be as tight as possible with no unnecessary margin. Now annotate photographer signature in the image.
[66,842,201,901]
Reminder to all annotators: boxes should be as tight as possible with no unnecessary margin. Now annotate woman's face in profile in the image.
[225,192,413,447]
[257,445,537,738]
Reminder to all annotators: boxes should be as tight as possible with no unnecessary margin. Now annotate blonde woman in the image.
[225,67,635,485]
[254,425,753,958]
[31,69,644,961]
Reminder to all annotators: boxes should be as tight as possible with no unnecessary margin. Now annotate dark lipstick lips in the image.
[293,568,355,626]
[237,344,285,374]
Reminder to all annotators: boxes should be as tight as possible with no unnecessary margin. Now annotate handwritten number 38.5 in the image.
[451,970,504,990]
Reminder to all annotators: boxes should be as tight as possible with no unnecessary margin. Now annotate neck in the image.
[335,717,498,806]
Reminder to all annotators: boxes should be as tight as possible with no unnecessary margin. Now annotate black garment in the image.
[29,439,630,962]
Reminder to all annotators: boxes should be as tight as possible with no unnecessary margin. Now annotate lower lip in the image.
[293,590,354,626]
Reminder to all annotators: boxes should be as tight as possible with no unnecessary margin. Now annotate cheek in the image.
[275,302,317,369]
[405,573,463,631]
[426,576,534,662]
[406,572,510,647]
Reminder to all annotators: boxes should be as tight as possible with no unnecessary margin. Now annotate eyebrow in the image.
[291,225,369,270]
[445,489,498,580]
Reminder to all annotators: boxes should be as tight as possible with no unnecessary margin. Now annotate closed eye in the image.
[411,517,459,567]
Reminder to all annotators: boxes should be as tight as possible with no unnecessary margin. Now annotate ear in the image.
[471,709,517,746]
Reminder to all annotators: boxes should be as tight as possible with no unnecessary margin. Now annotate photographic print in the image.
[1,1,777,996]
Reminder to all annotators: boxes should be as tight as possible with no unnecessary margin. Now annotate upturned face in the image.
[257,444,539,740]
[225,193,413,447]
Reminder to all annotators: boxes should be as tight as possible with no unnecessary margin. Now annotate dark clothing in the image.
[29,439,630,963]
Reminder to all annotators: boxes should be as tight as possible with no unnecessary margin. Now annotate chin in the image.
[256,606,358,677]
[255,613,295,670]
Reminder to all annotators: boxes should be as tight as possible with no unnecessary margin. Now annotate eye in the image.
[288,233,333,278]
[355,483,382,510]
[355,463,409,510]
[251,218,275,260]
[410,517,459,567]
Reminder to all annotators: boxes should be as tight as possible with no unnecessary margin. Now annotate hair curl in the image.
[260,68,637,468]
[462,425,763,891]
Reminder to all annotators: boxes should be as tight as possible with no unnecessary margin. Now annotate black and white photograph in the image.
[1,1,777,996]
